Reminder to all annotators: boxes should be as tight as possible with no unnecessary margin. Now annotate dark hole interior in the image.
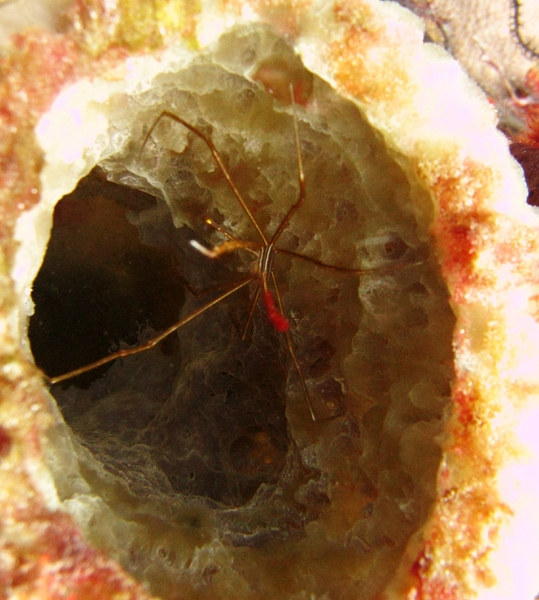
[30,169,185,387]
[29,167,295,508]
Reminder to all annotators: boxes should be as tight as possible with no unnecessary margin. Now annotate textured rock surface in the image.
[0,1,538,599]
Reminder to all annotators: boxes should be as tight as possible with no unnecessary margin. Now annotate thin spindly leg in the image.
[276,248,420,274]
[275,248,383,274]
[190,218,260,259]
[48,276,255,385]
[241,286,262,341]
[268,94,306,245]
[170,239,251,299]
[141,112,267,245]
[270,271,317,421]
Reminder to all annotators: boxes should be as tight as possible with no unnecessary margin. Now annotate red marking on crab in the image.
[263,289,290,332]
